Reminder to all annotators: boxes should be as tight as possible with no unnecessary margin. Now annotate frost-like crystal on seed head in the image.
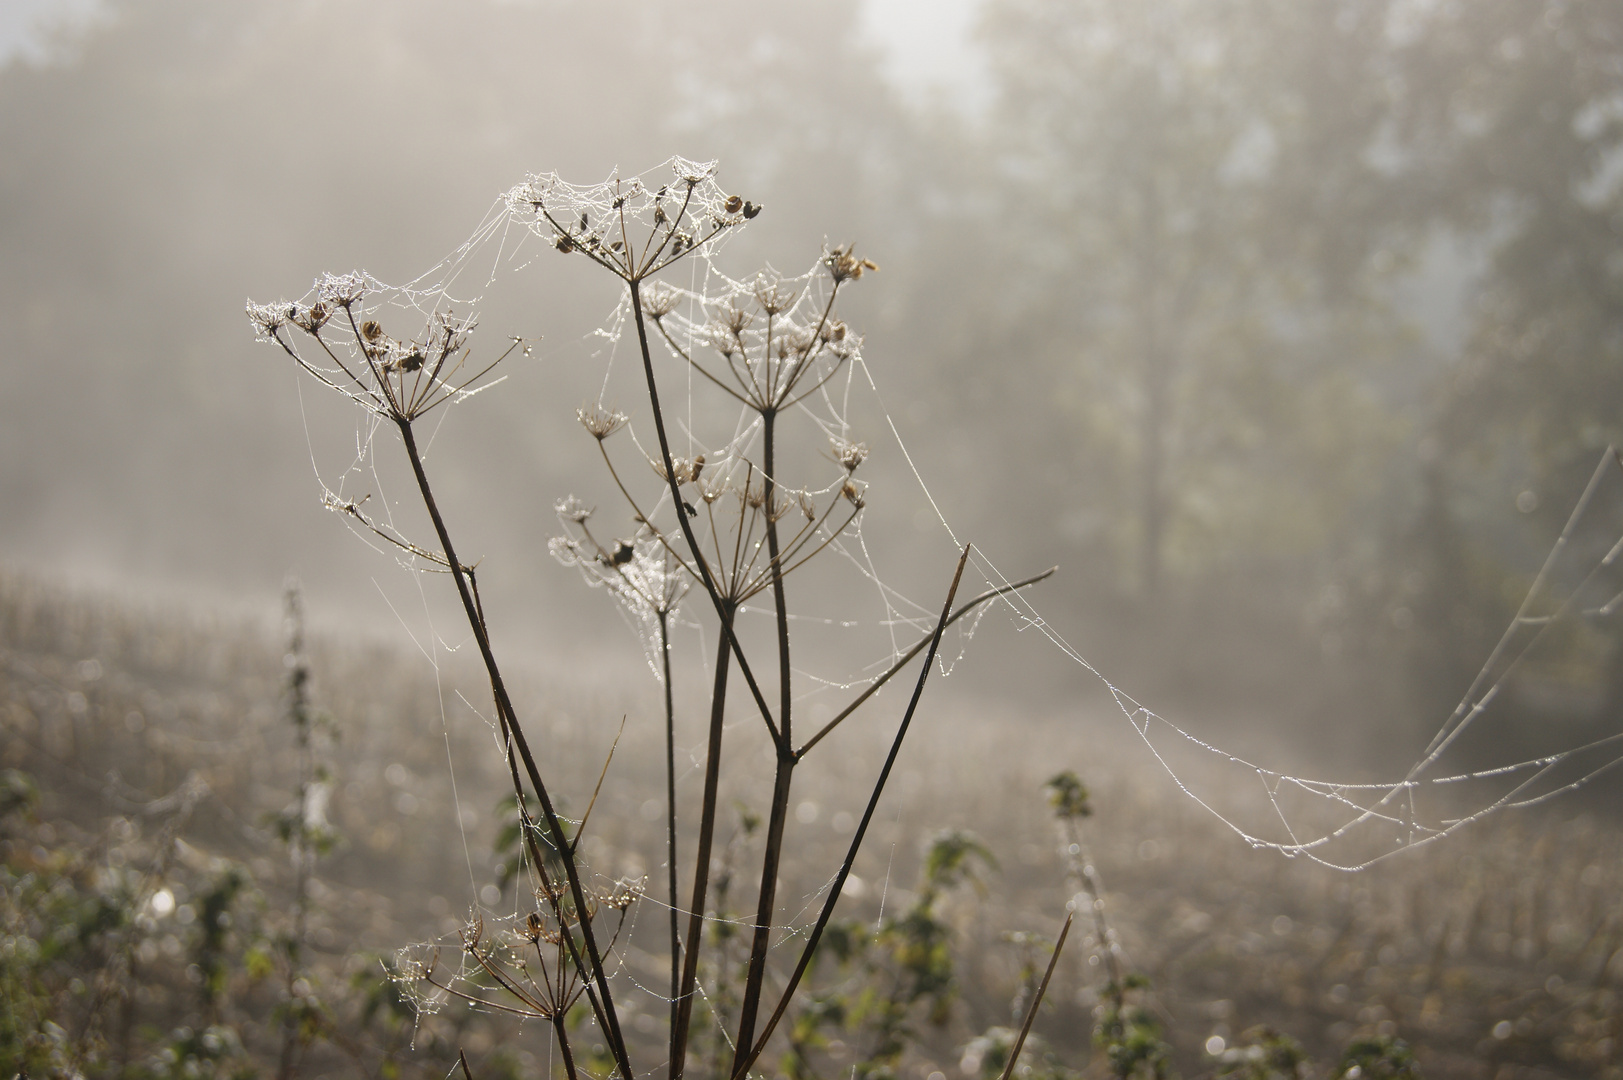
[577,404,627,441]
[502,157,755,280]
[316,271,368,309]
[553,496,593,523]
[246,300,288,339]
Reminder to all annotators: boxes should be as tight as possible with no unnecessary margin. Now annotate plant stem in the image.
[552,1013,580,1080]
[660,608,682,1053]
[730,545,972,1080]
[629,280,783,752]
[997,913,1073,1080]
[669,606,735,1080]
[731,407,796,1067]
[394,417,632,1080]
[795,568,1057,757]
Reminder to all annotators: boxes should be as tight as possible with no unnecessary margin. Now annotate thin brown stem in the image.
[630,281,784,752]
[660,609,682,1052]
[553,1014,580,1080]
[670,608,736,1080]
[998,913,1073,1080]
[653,315,753,407]
[732,408,797,1064]
[394,418,633,1080]
[730,545,972,1080]
[796,567,1057,758]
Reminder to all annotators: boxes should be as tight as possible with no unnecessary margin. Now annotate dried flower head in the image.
[697,471,730,505]
[293,300,331,333]
[652,455,702,485]
[316,271,367,309]
[826,244,879,283]
[752,272,796,315]
[841,477,867,510]
[548,535,586,567]
[578,404,628,440]
[643,282,681,320]
[554,495,593,524]
[504,158,750,282]
[598,878,644,912]
[246,301,288,339]
[832,438,868,473]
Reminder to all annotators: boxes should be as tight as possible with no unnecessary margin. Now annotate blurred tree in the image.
[976,0,1417,600]
[1383,0,1623,741]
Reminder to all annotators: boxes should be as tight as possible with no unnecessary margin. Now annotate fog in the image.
[4,0,1623,779]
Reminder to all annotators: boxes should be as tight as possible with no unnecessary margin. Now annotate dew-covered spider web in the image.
[250,157,1623,1034]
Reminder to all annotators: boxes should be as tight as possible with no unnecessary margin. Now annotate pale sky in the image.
[2,0,991,109]
[858,0,989,111]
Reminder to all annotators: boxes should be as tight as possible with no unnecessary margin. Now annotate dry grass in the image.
[4,568,1621,1078]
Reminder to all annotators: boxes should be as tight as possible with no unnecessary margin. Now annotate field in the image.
[3,568,1621,1080]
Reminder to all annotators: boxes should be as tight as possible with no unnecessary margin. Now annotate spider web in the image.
[249,157,1623,1044]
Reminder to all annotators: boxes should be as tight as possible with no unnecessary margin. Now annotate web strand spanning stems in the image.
[394,418,633,1080]
[730,544,972,1080]
[796,568,1057,758]
[1414,446,1623,775]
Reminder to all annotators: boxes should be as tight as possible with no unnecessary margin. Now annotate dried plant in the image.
[248,157,1055,1080]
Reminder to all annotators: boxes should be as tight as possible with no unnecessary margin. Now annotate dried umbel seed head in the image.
[826,244,879,283]
[698,472,729,505]
[643,282,680,319]
[725,195,743,214]
[316,271,367,309]
[294,300,330,333]
[753,272,795,315]
[842,477,866,509]
[578,404,628,440]
[832,438,868,473]
[721,303,751,335]
[554,495,593,523]
[780,325,815,359]
[360,320,385,343]
[818,319,848,344]
[652,455,701,485]
[598,877,644,912]
[548,535,586,566]
[391,349,425,374]
[246,301,287,337]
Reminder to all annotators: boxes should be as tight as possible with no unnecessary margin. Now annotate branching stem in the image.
[394,417,633,1080]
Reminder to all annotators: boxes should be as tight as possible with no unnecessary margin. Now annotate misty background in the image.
[4,0,1622,781]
